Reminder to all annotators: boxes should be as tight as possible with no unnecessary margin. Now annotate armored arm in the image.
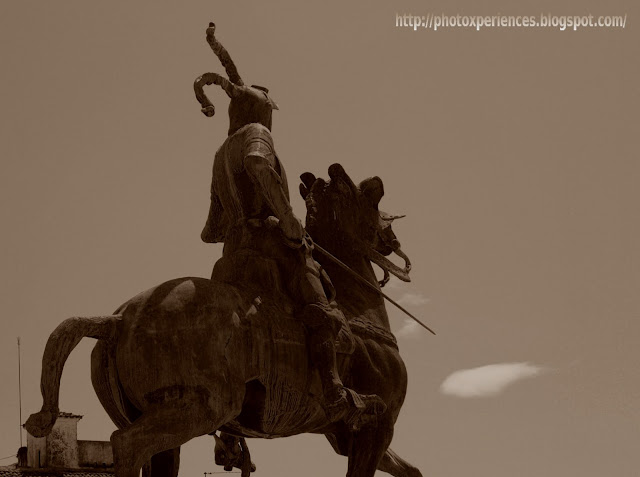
[201,183,227,244]
[244,155,304,246]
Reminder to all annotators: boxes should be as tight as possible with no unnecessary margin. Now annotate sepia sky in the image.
[0,1,638,476]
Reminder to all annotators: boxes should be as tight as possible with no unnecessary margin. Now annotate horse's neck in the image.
[320,254,391,331]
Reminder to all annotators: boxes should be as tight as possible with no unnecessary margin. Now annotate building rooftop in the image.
[19,410,112,472]
[57,413,83,420]
[0,469,112,477]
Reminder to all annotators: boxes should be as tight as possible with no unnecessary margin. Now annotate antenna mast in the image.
[17,337,23,448]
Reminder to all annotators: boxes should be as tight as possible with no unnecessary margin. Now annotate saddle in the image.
[210,231,397,354]
[210,245,357,354]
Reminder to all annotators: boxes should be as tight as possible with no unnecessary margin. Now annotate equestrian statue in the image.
[25,22,423,477]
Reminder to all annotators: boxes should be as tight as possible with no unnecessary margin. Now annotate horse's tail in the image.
[24,315,123,437]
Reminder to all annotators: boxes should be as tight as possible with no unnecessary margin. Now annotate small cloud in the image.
[396,318,421,338]
[397,292,430,307]
[440,362,545,398]
[391,292,429,339]
[385,276,402,290]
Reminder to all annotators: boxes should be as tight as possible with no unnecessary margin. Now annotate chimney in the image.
[26,412,82,468]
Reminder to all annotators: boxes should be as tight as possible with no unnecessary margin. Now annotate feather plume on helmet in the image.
[194,22,279,135]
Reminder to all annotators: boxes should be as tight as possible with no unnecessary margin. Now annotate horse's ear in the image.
[359,177,384,207]
[300,172,317,199]
[328,163,358,195]
[300,172,316,189]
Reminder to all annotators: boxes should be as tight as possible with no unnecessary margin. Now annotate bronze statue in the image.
[195,22,385,427]
[25,22,422,477]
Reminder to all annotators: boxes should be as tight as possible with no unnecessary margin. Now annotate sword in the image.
[312,242,436,336]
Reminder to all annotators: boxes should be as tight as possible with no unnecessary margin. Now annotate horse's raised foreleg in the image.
[214,432,257,474]
[110,386,243,477]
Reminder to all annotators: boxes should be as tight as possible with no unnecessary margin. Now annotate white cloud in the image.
[390,291,430,339]
[397,292,430,307]
[384,276,402,290]
[440,362,545,398]
[396,318,421,338]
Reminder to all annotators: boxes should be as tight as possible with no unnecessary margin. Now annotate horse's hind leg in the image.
[327,433,421,477]
[345,420,395,477]
[378,448,423,477]
[92,343,182,477]
[326,427,420,477]
[111,387,243,477]
[142,448,180,477]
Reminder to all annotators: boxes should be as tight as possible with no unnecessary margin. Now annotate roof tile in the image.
[0,469,113,477]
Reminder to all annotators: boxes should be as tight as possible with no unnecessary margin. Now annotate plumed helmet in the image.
[194,23,279,135]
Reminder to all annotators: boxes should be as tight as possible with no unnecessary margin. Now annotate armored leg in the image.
[301,303,386,429]
[302,304,348,408]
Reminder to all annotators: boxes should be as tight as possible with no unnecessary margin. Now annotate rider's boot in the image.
[302,304,387,429]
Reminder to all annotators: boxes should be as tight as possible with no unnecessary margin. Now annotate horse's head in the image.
[299,163,411,286]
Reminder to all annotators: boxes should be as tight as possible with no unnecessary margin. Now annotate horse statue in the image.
[25,163,422,477]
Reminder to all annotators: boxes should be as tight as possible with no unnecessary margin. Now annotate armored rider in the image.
[194,23,384,426]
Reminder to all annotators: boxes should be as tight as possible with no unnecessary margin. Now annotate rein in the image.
[348,316,399,350]
[313,243,436,336]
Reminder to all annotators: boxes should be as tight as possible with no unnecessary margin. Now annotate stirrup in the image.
[324,391,350,423]
[343,388,387,431]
